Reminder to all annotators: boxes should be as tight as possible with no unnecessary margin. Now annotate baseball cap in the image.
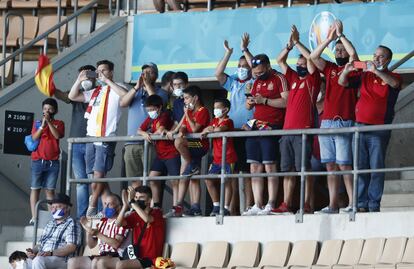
[142,62,159,77]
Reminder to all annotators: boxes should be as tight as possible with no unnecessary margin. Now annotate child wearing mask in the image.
[137,95,180,214]
[201,98,237,216]
[30,98,65,224]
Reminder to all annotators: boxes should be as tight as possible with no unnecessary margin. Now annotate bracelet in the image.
[338,34,345,39]
[242,48,249,53]
[286,44,293,51]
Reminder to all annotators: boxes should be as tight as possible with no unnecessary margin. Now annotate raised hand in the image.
[291,25,299,44]
[127,186,136,202]
[241,33,250,51]
[343,62,356,74]
[366,60,377,73]
[335,20,343,37]
[121,189,129,208]
[223,40,233,54]
[77,70,88,82]
[327,24,338,41]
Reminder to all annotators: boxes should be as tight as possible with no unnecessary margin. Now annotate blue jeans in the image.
[356,126,391,211]
[72,143,89,218]
[31,160,60,190]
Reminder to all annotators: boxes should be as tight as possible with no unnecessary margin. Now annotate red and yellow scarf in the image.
[84,85,110,137]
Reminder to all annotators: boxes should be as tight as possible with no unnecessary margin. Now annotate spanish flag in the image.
[34,54,55,97]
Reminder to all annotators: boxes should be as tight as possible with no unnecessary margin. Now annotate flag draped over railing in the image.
[34,54,55,97]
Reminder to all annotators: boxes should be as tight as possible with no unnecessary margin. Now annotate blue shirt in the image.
[126,87,168,144]
[172,98,185,123]
[222,74,255,129]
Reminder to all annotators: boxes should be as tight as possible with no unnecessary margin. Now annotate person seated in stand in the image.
[137,95,181,215]
[9,251,31,269]
[67,193,128,269]
[201,98,237,216]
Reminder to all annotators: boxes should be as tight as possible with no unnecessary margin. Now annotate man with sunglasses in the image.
[243,53,289,216]
[120,63,168,195]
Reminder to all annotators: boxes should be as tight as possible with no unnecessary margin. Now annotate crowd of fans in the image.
[13,19,403,269]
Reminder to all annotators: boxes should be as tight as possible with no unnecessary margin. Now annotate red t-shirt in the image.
[31,119,65,161]
[251,70,289,126]
[322,61,359,121]
[124,208,166,261]
[140,112,178,160]
[209,117,238,164]
[283,67,321,129]
[183,106,210,150]
[354,71,402,125]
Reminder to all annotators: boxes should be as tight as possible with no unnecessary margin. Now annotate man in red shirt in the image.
[137,95,180,215]
[30,98,65,224]
[243,54,289,216]
[272,25,321,214]
[116,186,166,269]
[201,98,238,216]
[310,20,359,214]
[167,86,210,216]
[338,45,402,212]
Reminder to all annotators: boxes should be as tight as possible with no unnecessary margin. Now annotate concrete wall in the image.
[0,18,128,226]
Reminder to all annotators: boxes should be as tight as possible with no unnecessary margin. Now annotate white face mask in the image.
[173,88,183,97]
[15,260,27,269]
[213,108,223,118]
[81,80,93,91]
[185,102,194,110]
[148,110,159,120]
[237,67,249,81]
[52,208,65,220]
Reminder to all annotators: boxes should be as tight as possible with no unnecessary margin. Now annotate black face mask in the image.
[335,57,349,67]
[257,71,270,81]
[296,66,308,77]
[137,200,146,210]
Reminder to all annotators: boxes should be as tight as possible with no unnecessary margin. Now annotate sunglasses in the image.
[251,58,268,68]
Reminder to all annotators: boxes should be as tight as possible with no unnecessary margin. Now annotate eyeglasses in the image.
[251,59,262,67]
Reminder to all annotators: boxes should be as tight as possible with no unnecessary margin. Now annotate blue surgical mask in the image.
[213,108,223,118]
[173,88,183,97]
[52,208,65,220]
[104,207,117,218]
[148,110,159,120]
[237,67,249,81]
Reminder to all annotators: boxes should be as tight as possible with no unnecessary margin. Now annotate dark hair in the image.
[172,71,189,84]
[161,71,175,87]
[145,94,163,108]
[96,60,114,71]
[335,39,343,46]
[239,55,246,61]
[378,45,393,60]
[214,98,231,109]
[134,185,152,198]
[78,65,96,72]
[298,54,305,59]
[9,251,27,263]
[251,54,270,68]
[183,85,203,105]
[42,98,58,113]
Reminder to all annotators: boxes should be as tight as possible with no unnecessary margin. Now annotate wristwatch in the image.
[242,48,249,53]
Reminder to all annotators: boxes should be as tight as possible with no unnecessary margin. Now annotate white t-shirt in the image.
[83,83,125,137]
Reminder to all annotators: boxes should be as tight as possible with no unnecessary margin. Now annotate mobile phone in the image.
[352,61,367,70]
[86,70,98,79]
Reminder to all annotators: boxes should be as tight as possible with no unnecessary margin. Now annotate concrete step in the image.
[401,171,414,180]
[0,226,25,257]
[0,256,9,269]
[23,226,44,241]
[384,179,414,194]
[5,241,32,257]
[381,193,414,208]
[380,207,414,212]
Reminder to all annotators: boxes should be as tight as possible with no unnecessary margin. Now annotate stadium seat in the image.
[0,0,11,9]
[40,0,71,8]
[287,240,319,269]
[353,238,386,269]
[332,239,364,269]
[10,0,39,8]
[370,237,407,269]
[0,53,15,85]
[397,238,414,269]
[225,241,260,269]
[5,16,38,47]
[34,15,68,48]
[171,242,200,268]
[197,241,230,269]
[254,241,291,269]
[312,240,344,269]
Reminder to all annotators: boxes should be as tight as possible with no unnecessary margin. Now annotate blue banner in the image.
[130,0,414,81]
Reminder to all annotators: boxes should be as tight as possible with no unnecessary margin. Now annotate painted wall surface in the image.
[130,0,414,81]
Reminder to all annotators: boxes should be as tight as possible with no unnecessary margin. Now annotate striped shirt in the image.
[39,217,81,260]
[97,218,129,256]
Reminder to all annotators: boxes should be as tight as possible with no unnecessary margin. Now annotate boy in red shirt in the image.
[167,86,210,216]
[201,98,237,216]
[30,98,65,224]
[137,95,180,214]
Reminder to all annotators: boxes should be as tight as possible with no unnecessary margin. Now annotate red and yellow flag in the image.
[34,54,55,97]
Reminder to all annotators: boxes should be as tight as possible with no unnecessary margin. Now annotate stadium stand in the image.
[170,242,200,268]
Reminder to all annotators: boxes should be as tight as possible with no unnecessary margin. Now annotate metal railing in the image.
[66,122,414,224]
[390,49,414,72]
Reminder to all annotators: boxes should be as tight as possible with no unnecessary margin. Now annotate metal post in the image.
[143,140,149,186]
[207,0,212,11]
[288,0,292,7]
[216,136,227,225]
[43,38,48,55]
[74,0,78,43]
[18,18,24,79]
[134,0,138,14]
[57,0,62,52]
[2,16,7,88]
[295,133,306,223]
[116,0,120,16]
[66,141,73,196]
[350,131,360,221]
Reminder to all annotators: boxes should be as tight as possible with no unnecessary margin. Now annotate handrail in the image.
[2,14,24,88]
[0,0,98,70]
[389,49,414,71]
[66,122,414,224]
